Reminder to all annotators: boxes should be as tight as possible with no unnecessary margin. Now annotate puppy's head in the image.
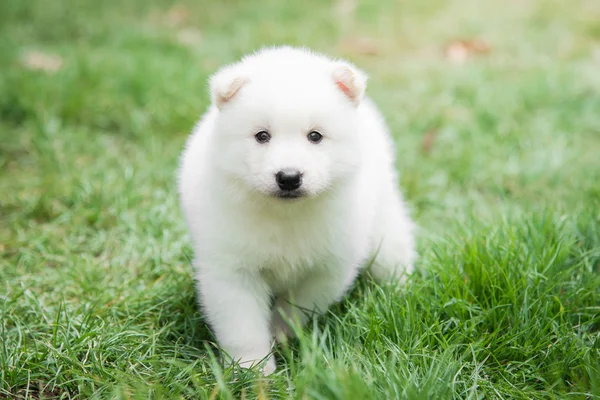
[209,47,368,201]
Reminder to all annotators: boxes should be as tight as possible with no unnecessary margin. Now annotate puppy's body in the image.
[178,47,415,374]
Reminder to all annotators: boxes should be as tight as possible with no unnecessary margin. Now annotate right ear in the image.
[209,65,249,109]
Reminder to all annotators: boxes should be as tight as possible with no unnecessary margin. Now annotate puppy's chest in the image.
[262,238,330,289]
[259,263,310,294]
[244,224,336,292]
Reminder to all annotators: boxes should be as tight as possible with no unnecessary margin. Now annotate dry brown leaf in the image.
[421,129,438,155]
[176,28,203,47]
[444,38,490,64]
[166,4,189,27]
[21,51,63,73]
[504,180,516,194]
[338,36,380,56]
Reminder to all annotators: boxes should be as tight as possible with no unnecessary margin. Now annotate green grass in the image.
[1,0,599,398]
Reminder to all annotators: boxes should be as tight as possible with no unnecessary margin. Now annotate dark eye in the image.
[307,131,323,143]
[255,130,271,144]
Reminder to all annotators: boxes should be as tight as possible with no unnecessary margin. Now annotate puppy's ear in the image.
[331,63,367,106]
[210,65,249,109]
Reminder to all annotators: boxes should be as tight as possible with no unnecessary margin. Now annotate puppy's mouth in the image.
[272,190,306,200]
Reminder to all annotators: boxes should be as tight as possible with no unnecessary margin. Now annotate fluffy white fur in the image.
[178,46,416,374]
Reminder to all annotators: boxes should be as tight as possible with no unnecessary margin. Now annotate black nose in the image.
[276,170,302,191]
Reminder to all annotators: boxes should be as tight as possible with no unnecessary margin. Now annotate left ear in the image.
[331,62,367,106]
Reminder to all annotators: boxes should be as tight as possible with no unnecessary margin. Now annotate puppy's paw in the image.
[271,311,295,344]
[261,355,276,375]
[230,354,276,376]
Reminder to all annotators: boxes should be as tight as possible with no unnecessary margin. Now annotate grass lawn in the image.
[1,0,600,398]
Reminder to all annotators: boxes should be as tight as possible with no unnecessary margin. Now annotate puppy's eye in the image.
[307,131,323,144]
[255,130,271,144]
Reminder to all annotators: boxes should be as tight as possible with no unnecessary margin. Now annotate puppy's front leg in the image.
[271,266,358,341]
[197,269,275,374]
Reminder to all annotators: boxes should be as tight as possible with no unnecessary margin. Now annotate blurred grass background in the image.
[1,0,599,398]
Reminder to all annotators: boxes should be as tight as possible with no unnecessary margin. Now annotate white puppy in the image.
[178,46,415,374]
